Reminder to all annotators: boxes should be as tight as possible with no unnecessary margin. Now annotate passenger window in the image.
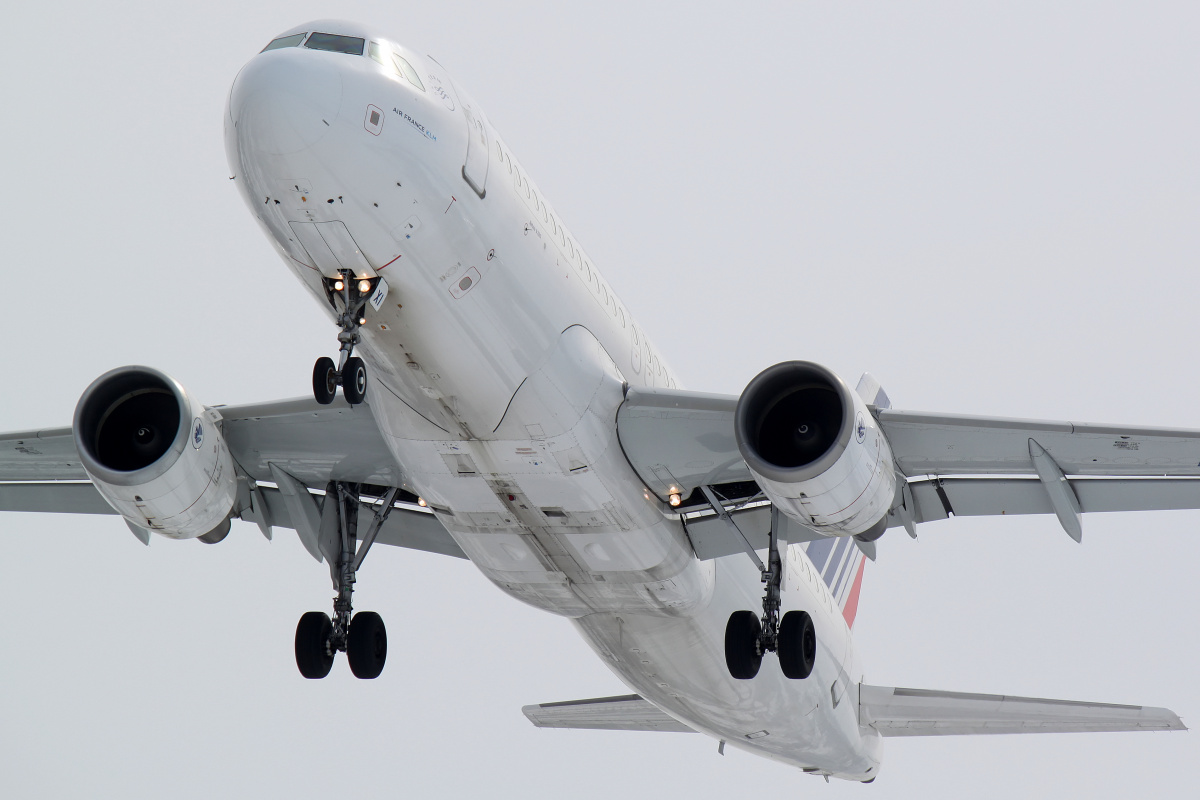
[261,33,305,52]
[392,54,426,90]
[304,33,365,55]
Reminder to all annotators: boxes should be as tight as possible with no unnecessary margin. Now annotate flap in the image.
[683,504,825,560]
[859,684,1186,736]
[0,482,116,514]
[522,694,695,733]
[897,476,1200,526]
[248,485,466,560]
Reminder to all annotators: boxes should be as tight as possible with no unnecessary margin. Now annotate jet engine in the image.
[734,361,896,541]
[73,366,238,541]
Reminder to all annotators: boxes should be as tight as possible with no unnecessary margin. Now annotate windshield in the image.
[304,32,365,55]
[261,33,305,52]
[392,53,424,91]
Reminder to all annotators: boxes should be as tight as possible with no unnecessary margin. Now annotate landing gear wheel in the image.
[778,610,816,679]
[725,610,763,680]
[295,611,335,679]
[342,357,367,404]
[313,357,337,405]
[347,611,387,679]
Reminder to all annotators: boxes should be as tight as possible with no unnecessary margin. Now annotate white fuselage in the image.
[226,25,882,781]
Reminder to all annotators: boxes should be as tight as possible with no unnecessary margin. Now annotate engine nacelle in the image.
[73,366,238,540]
[735,361,896,540]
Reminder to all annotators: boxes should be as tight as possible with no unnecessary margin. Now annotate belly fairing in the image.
[371,325,714,617]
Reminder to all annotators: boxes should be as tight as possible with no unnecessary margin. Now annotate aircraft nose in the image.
[228,49,343,156]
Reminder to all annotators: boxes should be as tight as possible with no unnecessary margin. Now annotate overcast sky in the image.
[2,2,1199,797]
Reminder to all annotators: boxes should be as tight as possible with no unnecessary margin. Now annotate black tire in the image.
[347,611,387,679]
[778,610,817,679]
[313,357,337,405]
[342,357,367,404]
[724,610,762,680]
[295,611,334,679]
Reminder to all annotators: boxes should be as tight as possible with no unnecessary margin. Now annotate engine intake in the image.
[74,366,237,540]
[735,361,896,539]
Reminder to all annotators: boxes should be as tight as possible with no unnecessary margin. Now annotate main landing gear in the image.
[721,503,817,681]
[313,270,378,406]
[295,483,399,679]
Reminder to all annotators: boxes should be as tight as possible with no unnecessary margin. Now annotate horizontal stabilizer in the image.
[523,694,695,733]
[860,684,1186,737]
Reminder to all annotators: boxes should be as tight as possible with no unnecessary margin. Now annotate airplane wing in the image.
[859,684,1186,736]
[0,396,465,559]
[617,386,1200,543]
[522,694,696,733]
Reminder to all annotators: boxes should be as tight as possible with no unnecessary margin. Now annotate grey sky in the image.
[2,2,1198,797]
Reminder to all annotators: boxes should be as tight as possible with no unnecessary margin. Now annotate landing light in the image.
[358,316,367,325]
[669,492,682,507]
[417,497,427,507]
[358,279,372,293]
[333,280,344,291]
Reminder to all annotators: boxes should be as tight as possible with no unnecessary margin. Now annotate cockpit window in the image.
[261,33,306,52]
[392,54,425,91]
[304,32,366,55]
[368,41,387,66]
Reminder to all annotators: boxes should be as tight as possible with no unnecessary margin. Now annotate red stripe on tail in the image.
[841,558,866,629]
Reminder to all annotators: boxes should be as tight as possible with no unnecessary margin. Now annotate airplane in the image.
[0,19,1190,784]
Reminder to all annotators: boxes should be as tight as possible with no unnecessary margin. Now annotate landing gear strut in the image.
[294,483,398,679]
[718,501,817,681]
[312,270,377,405]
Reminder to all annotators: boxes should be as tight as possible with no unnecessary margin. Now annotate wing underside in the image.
[615,387,1200,542]
[859,684,1186,736]
[0,397,465,559]
[522,694,695,733]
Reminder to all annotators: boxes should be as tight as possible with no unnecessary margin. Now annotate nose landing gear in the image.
[294,483,399,679]
[312,270,379,405]
[719,501,817,681]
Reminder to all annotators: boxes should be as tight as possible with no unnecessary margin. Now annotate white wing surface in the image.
[522,694,695,733]
[0,396,464,559]
[616,387,1200,540]
[859,684,1186,736]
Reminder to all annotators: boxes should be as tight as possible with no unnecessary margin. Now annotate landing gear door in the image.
[460,102,489,198]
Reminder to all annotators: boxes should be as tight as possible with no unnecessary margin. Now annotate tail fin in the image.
[800,538,867,629]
